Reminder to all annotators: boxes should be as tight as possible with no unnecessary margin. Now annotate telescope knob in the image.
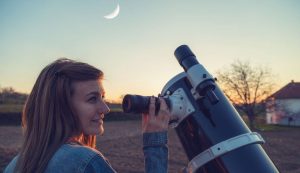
[206,89,219,105]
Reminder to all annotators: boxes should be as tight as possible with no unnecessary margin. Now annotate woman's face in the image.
[71,79,110,135]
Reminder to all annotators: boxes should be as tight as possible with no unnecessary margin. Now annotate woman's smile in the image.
[91,118,103,124]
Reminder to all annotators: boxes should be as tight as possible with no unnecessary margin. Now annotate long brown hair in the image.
[15,58,103,173]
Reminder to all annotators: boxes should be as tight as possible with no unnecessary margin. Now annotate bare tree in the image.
[216,60,275,130]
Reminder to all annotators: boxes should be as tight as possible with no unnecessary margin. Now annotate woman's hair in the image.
[15,58,103,173]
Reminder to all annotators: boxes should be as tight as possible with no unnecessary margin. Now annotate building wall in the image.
[266,99,300,126]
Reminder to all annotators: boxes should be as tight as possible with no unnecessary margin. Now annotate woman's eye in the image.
[88,96,97,103]
[87,94,105,103]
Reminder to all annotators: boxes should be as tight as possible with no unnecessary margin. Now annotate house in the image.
[266,80,300,126]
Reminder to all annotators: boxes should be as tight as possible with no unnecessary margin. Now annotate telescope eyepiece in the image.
[174,45,199,71]
[122,94,171,114]
[174,45,195,63]
[122,95,150,114]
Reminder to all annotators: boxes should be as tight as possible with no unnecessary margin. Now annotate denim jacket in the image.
[4,131,168,173]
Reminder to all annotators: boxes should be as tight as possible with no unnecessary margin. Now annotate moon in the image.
[104,4,120,19]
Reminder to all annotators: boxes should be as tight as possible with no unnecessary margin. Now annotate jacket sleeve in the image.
[143,132,168,173]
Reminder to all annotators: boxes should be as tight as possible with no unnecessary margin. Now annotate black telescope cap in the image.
[174,45,196,66]
[174,45,199,71]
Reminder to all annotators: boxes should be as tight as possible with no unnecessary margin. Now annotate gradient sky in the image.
[0,0,299,102]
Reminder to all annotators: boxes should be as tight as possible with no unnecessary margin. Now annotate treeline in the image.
[0,86,123,109]
[0,87,28,104]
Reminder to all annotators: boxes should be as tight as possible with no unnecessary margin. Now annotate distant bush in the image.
[0,87,28,105]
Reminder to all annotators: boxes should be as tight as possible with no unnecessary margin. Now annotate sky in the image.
[0,0,299,102]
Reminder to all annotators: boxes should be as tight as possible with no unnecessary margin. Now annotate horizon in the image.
[1,1,300,102]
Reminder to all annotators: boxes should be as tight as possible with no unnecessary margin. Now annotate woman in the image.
[4,58,170,173]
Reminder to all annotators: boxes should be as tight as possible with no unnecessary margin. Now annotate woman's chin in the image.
[98,127,104,136]
[85,126,104,136]
[95,125,104,136]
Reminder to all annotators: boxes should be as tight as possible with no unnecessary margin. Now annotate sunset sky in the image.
[0,0,299,102]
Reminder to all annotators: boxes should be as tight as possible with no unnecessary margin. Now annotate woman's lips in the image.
[92,114,104,124]
[91,119,103,124]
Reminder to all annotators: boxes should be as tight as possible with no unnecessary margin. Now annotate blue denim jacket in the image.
[4,132,168,173]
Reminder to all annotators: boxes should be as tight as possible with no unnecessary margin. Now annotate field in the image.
[1,121,300,173]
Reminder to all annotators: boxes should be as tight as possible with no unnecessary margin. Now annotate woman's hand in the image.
[142,96,171,133]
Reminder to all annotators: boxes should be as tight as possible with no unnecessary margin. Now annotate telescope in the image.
[122,45,279,173]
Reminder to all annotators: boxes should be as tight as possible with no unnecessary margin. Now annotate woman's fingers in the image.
[158,97,170,121]
[159,97,168,112]
[142,96,171,133]
[149,96,155,116]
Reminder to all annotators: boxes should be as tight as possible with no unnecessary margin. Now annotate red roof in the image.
[270,81,300,99]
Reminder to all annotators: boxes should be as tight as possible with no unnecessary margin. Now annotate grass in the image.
[109,107,123,112]
[0,104,24,113]
[256,124,289,131]
[107,103,123,112]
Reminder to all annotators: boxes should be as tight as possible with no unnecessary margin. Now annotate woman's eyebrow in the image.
[86,91,100,97]
[86,91,105,97]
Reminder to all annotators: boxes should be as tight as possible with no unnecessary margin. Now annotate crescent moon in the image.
[104,4,120,19]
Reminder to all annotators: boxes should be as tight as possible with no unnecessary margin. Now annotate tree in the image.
[0,86,28,104]
[216,60,275,130]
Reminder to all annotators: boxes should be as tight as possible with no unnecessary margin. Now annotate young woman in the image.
[4,58,170,173]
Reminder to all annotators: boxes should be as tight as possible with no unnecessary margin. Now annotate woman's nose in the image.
[101,102,110,114]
